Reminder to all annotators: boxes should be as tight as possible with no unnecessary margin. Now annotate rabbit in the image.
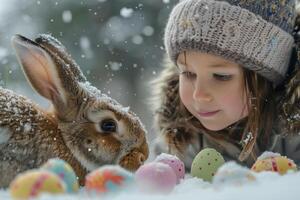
[0,34,149,187]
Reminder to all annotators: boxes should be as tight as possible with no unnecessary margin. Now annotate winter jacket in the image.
[151,34,300,170]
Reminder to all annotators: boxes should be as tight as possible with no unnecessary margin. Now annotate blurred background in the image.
[0,0,178,155]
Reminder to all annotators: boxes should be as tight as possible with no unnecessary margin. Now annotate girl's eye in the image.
[213,74,232,81]
[100,119,117,132]
[180,71,196,80]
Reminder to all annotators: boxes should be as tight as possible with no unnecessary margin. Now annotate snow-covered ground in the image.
[1,170,300,200]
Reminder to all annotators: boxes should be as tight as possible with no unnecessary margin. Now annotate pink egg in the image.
[135,162,177,194]
[154,153,185,184]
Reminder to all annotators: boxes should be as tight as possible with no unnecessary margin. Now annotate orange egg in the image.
[251,156,297,175]
[9,170,66,200]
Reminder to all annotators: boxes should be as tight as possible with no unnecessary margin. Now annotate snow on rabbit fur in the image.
[0,34,149,187]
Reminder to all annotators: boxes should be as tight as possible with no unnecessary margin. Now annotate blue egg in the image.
[41,158,79,193]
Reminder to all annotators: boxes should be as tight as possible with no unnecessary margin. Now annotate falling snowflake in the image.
[62,10,72,23]
[0,47,8,60]
[109,62,122,71]
[120,7,133,18]
[80,36,93,58]
[142,26,154,36]
[132,35,143,45]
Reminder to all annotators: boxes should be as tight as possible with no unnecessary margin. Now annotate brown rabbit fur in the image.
[0,34,149,187]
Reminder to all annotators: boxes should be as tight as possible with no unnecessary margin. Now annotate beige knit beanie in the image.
[164,0,297,85]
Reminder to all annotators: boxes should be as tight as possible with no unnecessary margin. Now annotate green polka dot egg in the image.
[191,148,225,182]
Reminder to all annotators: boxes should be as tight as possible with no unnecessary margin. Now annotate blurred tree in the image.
[0,0,178,144]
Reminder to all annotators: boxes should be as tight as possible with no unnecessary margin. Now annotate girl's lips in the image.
[197,110,220,117]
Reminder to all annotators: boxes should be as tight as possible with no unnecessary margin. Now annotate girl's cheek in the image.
[179,80,193,105]
[221,93,247,116]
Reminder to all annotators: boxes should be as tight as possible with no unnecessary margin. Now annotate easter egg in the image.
[213,161,256,186]
[85,165,134,194]
[9,170,66,200]
[154,153,185,184]
[41,158,79,193]
[251,152,297,175]
[135,162,177,194]
[191,148,225,182]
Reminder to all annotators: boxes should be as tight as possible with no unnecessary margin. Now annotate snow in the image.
[131,35,143,45]
[109,61,122,71]
[120,7,133,18]
[0,87,45,127]
[1,170,300,199]
[62,10,72,23]
[212,162,256,187]
[155,153,180,161]
[79,36,93,58]
[142,26,154,36]
[242,132,253,145]
[0,47,8,60]
[101,14,144,44]
[121,107,130,113]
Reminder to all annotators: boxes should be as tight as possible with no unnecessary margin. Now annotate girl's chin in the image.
[199,116,248,131]
[202,124,227,131]
[198,120,227,131]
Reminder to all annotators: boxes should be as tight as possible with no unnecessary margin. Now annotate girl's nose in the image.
[192,82,213,102]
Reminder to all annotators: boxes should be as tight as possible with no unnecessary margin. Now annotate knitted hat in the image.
[164,0,297,85]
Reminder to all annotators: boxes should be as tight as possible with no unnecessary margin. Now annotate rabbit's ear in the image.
[11,34,81,109]
[35,34,87,83]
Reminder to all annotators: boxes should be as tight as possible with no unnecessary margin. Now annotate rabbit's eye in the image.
[100,119,117,132]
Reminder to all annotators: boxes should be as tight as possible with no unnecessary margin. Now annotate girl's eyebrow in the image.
[209,61,236,68]
[178,62,234,68]
[209,64,228,68]
[177,58,237,69]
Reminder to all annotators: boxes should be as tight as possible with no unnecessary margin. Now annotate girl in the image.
[152,0,300,168]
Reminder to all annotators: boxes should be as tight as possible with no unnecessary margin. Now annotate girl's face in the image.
[177,51,249,131]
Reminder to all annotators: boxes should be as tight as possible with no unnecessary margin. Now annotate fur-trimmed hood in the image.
[151,36,300,169]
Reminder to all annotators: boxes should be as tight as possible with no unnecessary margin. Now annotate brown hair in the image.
[237,68,276,161]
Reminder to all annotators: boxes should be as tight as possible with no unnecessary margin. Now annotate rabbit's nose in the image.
[138,153,146,165]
